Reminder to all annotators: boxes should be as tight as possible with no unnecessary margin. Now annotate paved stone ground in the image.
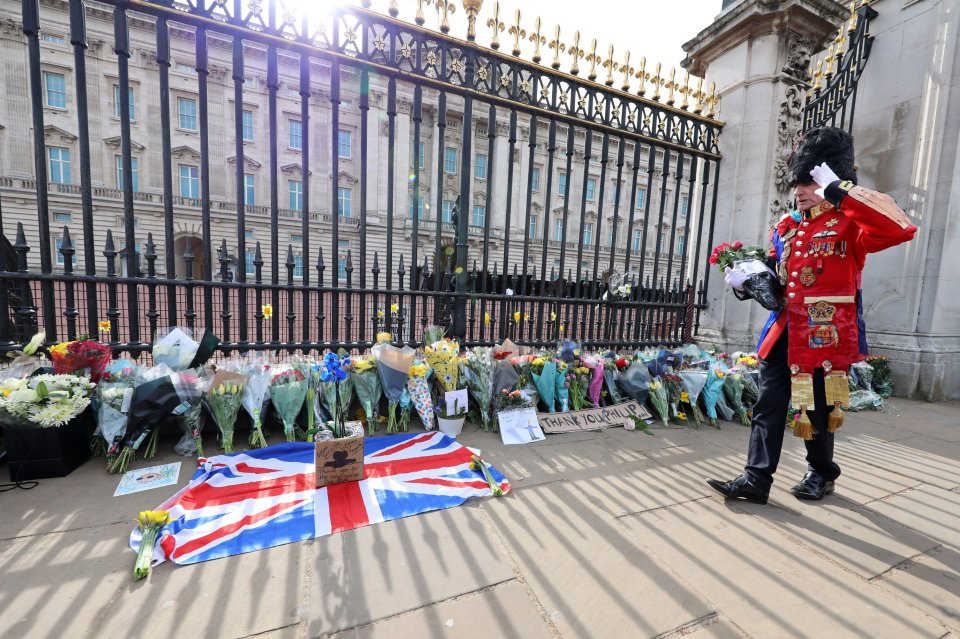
[1,397,958,639]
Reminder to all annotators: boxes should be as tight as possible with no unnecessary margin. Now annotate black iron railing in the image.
[803,1,878,134]
[2,0,723,355]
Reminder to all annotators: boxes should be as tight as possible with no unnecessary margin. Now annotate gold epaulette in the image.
[846,184,912,229]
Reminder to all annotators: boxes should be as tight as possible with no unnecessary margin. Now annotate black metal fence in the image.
[1,0,723,356]
[802,1,877,134]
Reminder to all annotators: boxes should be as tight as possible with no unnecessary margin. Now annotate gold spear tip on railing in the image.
[508,9,526,56]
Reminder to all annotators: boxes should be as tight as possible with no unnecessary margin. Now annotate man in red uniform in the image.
[706,127,917,503]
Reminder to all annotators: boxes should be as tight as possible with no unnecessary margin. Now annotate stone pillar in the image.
[682,0,847,351]
[841,0,960,400]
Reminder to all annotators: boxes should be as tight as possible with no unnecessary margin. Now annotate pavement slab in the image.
[0,442,194,540]
[874,545,960,634]
[307,505,516,637]
[326,582,553,639]
[482,480,715,639]
[865,483,960,548]
[739,495,941,579]
[838,434,960,491]
[621,499,948,638]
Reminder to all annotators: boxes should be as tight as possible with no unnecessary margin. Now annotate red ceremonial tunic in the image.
[757,181,917,374]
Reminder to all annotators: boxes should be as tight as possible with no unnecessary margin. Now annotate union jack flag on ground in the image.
[129,432,510,566]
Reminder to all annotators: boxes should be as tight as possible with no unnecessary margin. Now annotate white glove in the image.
[724,266,748,291]
[809,162,840,199]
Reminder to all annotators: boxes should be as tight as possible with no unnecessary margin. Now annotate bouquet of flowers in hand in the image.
[351,356,382,435]
[647,378,670,427]
[373,342,415,434]
[48,339,111,383]
[206,373,247,453]
[270,366,308,442]
[710,241,781,311]
[530,356,557,413]
[406,361,434,431]
[0,374,94,428]
[662,373,686,424]
[464,347,495,430]
[170,368,211,457]
[723,372,751,427]
[242,361,272,449]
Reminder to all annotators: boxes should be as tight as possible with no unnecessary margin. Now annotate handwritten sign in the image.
[537,400,652,434]
[497,408,546,445]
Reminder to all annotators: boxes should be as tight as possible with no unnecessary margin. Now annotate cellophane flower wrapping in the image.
[373,342,415,434]
[318,352,352,438]
[510,355,540,409]
[740,371,760,409]
[492,361,524,414]
[701,366,729,427]
[152,327,200,371]
[554,359,570,412]
[109,374,181,473]
[582,355,605,408]
[406,362,434,431]
[662,373,685,422]
[96,365,137,457]
[0,374,94,428]
[242,361,272,449]
[464,347,494,430]
[678,370,708,429]
[269,365,308,442]
[723,373,751,427]
[424,339,460,393]
[647,378,670,427]
[603,357,624,405]
[351,357,382,435]
[531,356,557,413]
[618,360,651,405]
[320,352,353,432]
[48,339,111,383]
[567,362,591,411]
[170,368,212,457]
[399,386,412,432]
[206,376,247,454]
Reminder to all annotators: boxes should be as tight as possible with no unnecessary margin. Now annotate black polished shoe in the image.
[790,471,835,501]
[705,475,769,505]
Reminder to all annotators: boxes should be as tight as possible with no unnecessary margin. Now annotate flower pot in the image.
[315,424,365,488]
[3,407,93,481]
[437,416,466,438]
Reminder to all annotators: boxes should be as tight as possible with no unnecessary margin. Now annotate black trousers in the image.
[744,332,841,490]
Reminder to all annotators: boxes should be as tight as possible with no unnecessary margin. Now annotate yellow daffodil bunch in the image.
[409,363,429,377]
[352,357,376,373]
[47,341,74,358]
[134,510,171,581]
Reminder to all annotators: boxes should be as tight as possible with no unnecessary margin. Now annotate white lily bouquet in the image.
[0,374,94,428]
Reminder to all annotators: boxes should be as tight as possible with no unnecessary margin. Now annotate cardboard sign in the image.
[537,400,653,434]
[315,424,365,487]
[498,408,546,445]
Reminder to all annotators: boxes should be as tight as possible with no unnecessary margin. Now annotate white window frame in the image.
[177,97,197,131]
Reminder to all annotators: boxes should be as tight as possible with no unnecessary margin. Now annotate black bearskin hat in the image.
[786,126,857,186]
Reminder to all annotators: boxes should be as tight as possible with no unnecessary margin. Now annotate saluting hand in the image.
[809,162,840,199]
